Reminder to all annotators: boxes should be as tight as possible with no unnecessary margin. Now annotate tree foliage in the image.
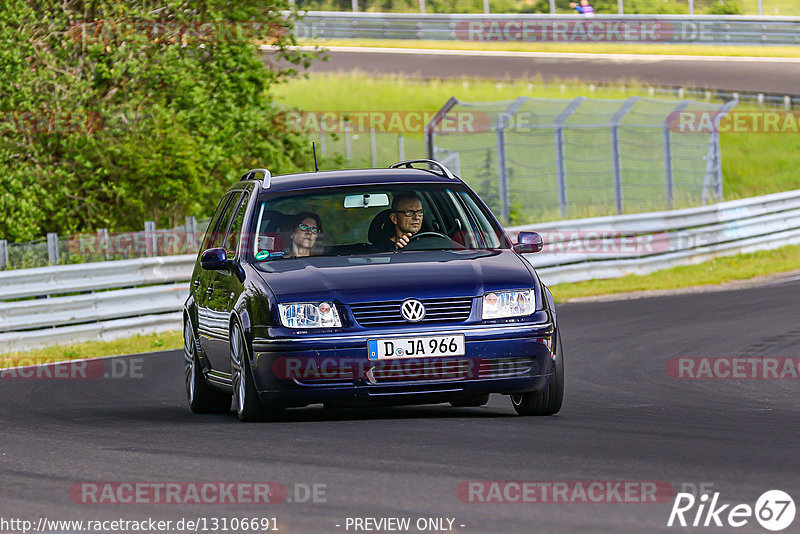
[0,0,319,241]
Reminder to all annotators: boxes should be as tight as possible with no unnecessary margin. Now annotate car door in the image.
[203,191,249,373]
[197,192,242,368]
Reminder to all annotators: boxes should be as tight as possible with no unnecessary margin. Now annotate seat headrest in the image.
[368,209,393,244]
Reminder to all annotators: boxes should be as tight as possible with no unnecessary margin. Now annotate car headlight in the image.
[482,289,535,319]
[278,302,342,328]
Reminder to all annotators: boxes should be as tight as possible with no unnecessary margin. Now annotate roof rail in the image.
[389,159,457,180]
[240,168,272,188]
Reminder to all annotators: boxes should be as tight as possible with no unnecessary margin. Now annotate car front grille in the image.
[350,297,473,327]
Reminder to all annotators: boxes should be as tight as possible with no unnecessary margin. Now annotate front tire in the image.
[231,322,283,422]
[184,318,231,414]
[510,332,564,416]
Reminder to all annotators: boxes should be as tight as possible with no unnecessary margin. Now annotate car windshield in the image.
[250,184,509,260]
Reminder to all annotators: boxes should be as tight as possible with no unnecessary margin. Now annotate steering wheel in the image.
[407,231,450,243]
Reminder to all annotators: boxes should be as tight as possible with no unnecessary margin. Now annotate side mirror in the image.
[200,247,230,270]
[514,231,543,254]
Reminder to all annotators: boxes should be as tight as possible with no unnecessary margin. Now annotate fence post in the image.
[144,221,156,257]
[425,96,459,160]
[370,128,377,167]
[398,135,405,161]
[0,239,7,270]
[609,97,640,214]
[496,127,510,222]
[99,228,110,261]
[344,121,351,162]
[703,96,738,204]
[549,0,555,13]
[618,0,624,14]
[185,216,198,251]
[47,233,60,265]
[553,97,585,218]
[320,132,326,155]
[664,100,691,209]
[688,0,694,15]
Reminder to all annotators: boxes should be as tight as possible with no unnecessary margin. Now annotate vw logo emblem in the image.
[401,299,426,322]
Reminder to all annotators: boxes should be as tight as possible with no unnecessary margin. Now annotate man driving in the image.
[375,192,425,251]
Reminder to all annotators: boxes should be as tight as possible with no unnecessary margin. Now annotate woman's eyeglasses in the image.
[297,224,319,234]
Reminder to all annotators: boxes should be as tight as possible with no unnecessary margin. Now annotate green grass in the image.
[1,331,182,368]
[549,243,800,300]
[309,38,800,58]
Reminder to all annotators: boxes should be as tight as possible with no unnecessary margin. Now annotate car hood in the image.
[254,250,536,304]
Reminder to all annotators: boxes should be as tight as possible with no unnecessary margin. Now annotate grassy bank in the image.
[1,331,182,368]
[308,39,800,59]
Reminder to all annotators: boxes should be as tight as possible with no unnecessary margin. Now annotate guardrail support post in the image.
[144,221,156,257]
[47,233,60,265]
[0,240,8,270]
[610,97,640,215]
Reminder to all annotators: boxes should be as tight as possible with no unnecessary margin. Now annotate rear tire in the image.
[184,318,231,414]
[510,332,564,416]
[231,322,283,422]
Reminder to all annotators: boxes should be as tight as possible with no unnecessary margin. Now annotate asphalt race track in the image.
[307,48,800,94]
[2,277,799,533]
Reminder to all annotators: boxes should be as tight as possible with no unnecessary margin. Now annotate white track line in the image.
[281,44,800,63]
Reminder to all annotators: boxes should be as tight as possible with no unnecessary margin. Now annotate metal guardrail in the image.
[295,12,800,46]
[509,189,800,284]
[2,190,799,352]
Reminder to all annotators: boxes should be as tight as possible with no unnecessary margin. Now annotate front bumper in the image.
[250,311,556,407]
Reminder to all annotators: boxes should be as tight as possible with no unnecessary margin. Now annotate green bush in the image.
[0,0,320,242]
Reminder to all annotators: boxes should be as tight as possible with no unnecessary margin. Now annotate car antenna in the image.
[312,142,319,172]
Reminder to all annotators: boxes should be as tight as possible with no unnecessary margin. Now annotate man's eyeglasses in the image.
[393,209,426,218]
[297,224,319,234]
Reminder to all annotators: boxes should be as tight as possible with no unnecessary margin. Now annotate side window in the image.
[201,193,233,251]
[208,192,243,250]
[225,193,249,258]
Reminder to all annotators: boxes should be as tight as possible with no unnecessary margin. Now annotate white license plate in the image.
[368,335,465,360]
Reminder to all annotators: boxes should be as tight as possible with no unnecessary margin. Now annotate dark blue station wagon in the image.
[184,160,563,421]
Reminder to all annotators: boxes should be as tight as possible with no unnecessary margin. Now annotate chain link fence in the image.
[0,218,210,271]
[426,95,738,223]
